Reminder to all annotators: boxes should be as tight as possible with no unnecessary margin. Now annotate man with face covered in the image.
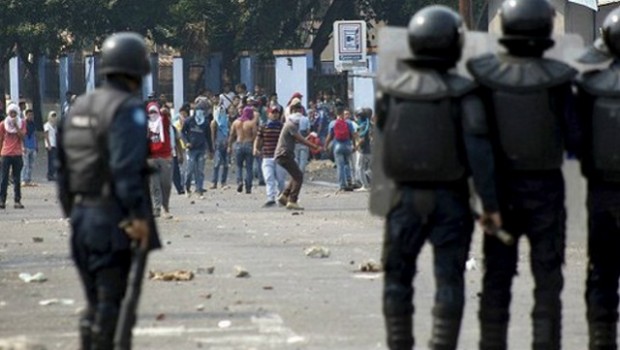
[0,103,26,209]
[181,101,213,198]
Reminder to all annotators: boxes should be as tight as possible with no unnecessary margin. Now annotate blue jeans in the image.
[333,142,352,189]
[294,144,309,174]
[47,147,57,180]
[172,156,184,194]
[0,156,23,203]
[185,149,206,193]
[21,148,36,183]
[212,141,229,185]
[235,142,254,191]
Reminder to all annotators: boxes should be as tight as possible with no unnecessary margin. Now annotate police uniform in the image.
[374,6,499,350]
[57,32,161,350]
[575,8,620,350]
[466,1,577,349]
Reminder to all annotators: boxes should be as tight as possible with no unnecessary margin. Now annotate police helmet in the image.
[602,7,620,57]
[500,0,555,40]
[407,5,464,66]
[99,32,150,78]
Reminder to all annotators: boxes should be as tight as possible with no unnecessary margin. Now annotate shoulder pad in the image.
[377,65,475,100]
[467,53,576,92]
[577,68,620,97]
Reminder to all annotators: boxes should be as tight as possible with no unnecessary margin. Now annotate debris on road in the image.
[234,266,250,278]
[32,237,44,243]
[18,272,47,283]
[358,259,382,272]
[156,313,166,321]
[38,299,75,306]
[304,246,331,258]
[466,257,478,271]
[262,286,274,290]
[149,270,194,281]
[0,336,47,350]
[218,320,232,328]
[196,304,205,311]
[201,293,212,299]
[196,266,215,275]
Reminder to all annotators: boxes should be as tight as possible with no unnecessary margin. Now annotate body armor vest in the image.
[62,87,133,195]
[468,54,576,171]
[378,68,475,183]
[578,68,620,181]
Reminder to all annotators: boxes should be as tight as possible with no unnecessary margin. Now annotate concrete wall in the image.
[352,53,376,112]
[274,50,313,108]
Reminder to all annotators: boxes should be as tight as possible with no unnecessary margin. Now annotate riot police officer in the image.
[374,6,500,350]
[575,8,620,349]
[57,32,161,350]
[466,0,578,349]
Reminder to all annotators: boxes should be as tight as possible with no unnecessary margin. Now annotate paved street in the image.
[0,159,601,350]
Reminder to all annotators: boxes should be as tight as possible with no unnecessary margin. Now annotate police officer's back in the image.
[575,7,620,349]
[466,1,577,349]
[57,32,161,350]
[374,6,499,350]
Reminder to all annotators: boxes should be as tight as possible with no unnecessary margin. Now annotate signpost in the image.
[333,20,367,72]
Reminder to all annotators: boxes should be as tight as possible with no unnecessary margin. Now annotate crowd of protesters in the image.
[0,83,374,212]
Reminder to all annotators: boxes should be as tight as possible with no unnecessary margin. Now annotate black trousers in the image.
[71,204,131,349]
[586,182,620,325]
[480,170,565,349]
[382,184,473,325]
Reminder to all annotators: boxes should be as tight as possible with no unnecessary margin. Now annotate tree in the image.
[12,0,71,129]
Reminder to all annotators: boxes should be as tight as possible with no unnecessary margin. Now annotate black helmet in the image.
[500,0,554,40]
[602,7,620,57]
[407,5,464,67]
[99,32,150,78]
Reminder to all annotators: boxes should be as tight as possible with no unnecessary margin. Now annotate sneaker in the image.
[354,186,370,192]
[186,191,192,199]
[237,184,243,193]
[14,202,25,209]
[161,210,173,219]
[277,194,288,206]
[286,202,304,211]
[209,183,217,190]
[258,181,266,186]
[245,188,252,194]
[153,209,161,218]
[262,201,276,208]
[0,202,5,209]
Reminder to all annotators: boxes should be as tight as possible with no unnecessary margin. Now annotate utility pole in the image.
[459,0,473,29]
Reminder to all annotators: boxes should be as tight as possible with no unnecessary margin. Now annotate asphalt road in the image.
[0,158,605,350]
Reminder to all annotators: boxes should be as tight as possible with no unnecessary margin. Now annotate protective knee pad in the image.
[588,322,617,350]
[479,308,509,350]
[92,285,123,350]
[385,315,414,350]
[532,309,561,350]
[429,305,463,350]
[79,308,94,350]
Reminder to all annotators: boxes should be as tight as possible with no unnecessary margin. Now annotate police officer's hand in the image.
[121,219,150,241]
[479,211,502,233]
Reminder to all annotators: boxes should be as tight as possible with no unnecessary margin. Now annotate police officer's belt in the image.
[73,193,108,206]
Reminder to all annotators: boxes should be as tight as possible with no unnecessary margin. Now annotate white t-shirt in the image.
[44,122,57,148]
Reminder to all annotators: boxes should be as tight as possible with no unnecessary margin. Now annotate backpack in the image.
[333,119,350,141]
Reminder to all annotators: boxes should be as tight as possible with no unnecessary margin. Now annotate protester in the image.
[229,105,257,194]
[0,103,26,209]
[255,105,285,207]
[21,109,38,187]
[43,111,58,181]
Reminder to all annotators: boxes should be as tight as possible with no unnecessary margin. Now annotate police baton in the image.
[114,219,150,350]
[472,212,515,246]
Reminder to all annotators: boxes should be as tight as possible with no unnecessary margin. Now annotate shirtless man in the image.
[228,105,258,193]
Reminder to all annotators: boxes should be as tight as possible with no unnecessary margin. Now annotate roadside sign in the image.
[334,20,367,72]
